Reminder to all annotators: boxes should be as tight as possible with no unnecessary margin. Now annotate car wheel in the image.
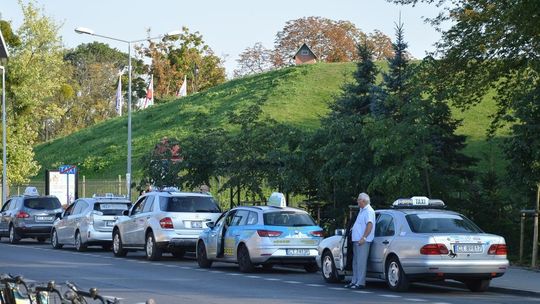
[51,230,63,249]
[112,230,128,257]
[237,244,254,273]
[464,278,491,292]
[385,256,410,292]
[75,231,87,252]
[145,232,162,261]
[9,225,20,244]
[304,263,319,273]
[171,249,185,259]
[197,241,213,268]
[321,250,342,283]
[37,237,47,243]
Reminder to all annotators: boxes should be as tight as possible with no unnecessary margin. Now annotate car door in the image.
[65,201,86,242]
[206,212,228,258]
[0,200,13,235]
[72,200,89,237]
[369,212,396,274]
[56,203,75,243]
[226,209,248,260]
[122,196,146,245]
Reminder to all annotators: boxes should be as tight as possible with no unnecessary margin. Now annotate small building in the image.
[292,43,317,65]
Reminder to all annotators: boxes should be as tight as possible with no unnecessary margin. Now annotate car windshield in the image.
[159,196,221,213]
[94,203,131,215]
[23,197,61,210]
[406,213,483,234]
[263,211,316,227]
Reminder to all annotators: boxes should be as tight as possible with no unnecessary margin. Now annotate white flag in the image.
[115,75,122,116]
[142,75,154,109]
[177,75,187,97]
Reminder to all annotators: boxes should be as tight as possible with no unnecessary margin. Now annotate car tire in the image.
[171,249,185,259]
[75,231,87,252]
[197,241,213,268]
[304,263,319,273]
[385,256,410,292]
[464,278,490,292]
[145,232,162,261]
[51,229,63,249]
[9,225,20,244]
[237,244,254,273]
[37,237,47,243]
[112,230,128,257]
[321,250,342,283]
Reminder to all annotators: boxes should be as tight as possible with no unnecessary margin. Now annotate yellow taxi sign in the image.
[268,192,286,207]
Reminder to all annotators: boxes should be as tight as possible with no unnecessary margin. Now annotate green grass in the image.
[34,62,504,180]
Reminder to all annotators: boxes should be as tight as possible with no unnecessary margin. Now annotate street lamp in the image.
[75,27,181,200]
[0,29,10,205]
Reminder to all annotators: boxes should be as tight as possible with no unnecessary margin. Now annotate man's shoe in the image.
[344,283,355,288]
[350,284,365,289]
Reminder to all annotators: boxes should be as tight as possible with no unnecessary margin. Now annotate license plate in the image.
[286,249,310,256]
[105,221,115,227]
[191,221,202,228]
[35,216,54,222]
[454,244,483,253]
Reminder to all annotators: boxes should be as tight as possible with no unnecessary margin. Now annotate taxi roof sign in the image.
[267,192,286,208]
[392,196,445,208]
[23,187,39,196]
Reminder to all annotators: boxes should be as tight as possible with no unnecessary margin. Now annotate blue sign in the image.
[59,165,77,175]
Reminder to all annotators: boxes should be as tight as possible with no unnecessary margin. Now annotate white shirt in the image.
[351,204,375,242]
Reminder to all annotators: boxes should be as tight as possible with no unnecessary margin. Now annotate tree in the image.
[137,27,226,99]
[4,1,67,183]
[366,30,395,60]
[233,42,274,78]
[139,137,184,189]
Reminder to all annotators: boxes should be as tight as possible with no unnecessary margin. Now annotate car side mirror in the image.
[206,221,215,229]
[56,212,63,219]
[335,229,346,236]
[122,210,129,216]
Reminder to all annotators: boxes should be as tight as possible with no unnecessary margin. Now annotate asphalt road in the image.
[1,239,539,304]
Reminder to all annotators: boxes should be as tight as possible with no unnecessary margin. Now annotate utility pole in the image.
[532,183,539,267]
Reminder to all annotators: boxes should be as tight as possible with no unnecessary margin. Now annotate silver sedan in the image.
[317,197,509,292]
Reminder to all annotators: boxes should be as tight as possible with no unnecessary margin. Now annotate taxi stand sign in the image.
[267,192,287,207]
[392,196,445,208]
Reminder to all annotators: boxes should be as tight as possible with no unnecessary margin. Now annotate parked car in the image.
[0,187,63,244]
[112,188,222,260]
[196,192,324,273]
[51,194,131,251]
[317,196,509,292]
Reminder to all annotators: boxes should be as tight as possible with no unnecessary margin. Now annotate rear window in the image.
[263,211,316,227]
[94,202,131,215]
[23,197,61,210]
[159,196,221,213]
[406,213,483,234]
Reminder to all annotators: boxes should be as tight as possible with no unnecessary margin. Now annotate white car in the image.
[112,188,222,260]
[317,196,509,292]
[51,194,131,251]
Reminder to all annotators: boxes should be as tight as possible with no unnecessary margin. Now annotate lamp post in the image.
[0,29,10,205]
[75,27,181,200]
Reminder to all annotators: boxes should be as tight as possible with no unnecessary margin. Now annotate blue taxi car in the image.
[196,193,324,273]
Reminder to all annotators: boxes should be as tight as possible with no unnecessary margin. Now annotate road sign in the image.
[59,165,77,175]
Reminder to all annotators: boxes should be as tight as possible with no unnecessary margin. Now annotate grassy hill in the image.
[34,62,503,180]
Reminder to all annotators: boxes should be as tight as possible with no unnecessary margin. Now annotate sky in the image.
[2,0,444,77]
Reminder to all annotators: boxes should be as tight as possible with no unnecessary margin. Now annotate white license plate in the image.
[286,249,310,256]
[191,221,202,228]
[35,216,54,222]
[105,221,115,227]
[454,244,483,253]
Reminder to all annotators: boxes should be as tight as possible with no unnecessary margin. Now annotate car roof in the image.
[82,197,131,204]
[379,208,461,216]
[234,205,309,213]
[148,191,212,197]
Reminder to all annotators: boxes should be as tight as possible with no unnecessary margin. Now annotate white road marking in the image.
[227,273,242,276]
[283,281,301,284]
[329,287,347,291]
[306,284,324,287]
[211,271,224,274]
[264,278,279,281]
[380,294,401,298]
[352,290,373,294]
[247,275,262,279]
[404,298,427,302]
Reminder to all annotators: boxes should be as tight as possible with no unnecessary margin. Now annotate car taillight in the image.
[310,230,324,237]
[488,244,507,255]
[257,230,282,237]
[159,217,174,229]
[420,243,449,255]
[15,211,30,218]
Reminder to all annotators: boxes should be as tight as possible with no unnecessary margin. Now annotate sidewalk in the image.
[490,266,540,294]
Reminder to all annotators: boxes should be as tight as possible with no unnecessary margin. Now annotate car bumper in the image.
[85,229,113,243]
[14,226,52,237]
[251,247,319,264]
[402,259,509,277]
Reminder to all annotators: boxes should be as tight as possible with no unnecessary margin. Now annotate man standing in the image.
[345,192,375,289]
